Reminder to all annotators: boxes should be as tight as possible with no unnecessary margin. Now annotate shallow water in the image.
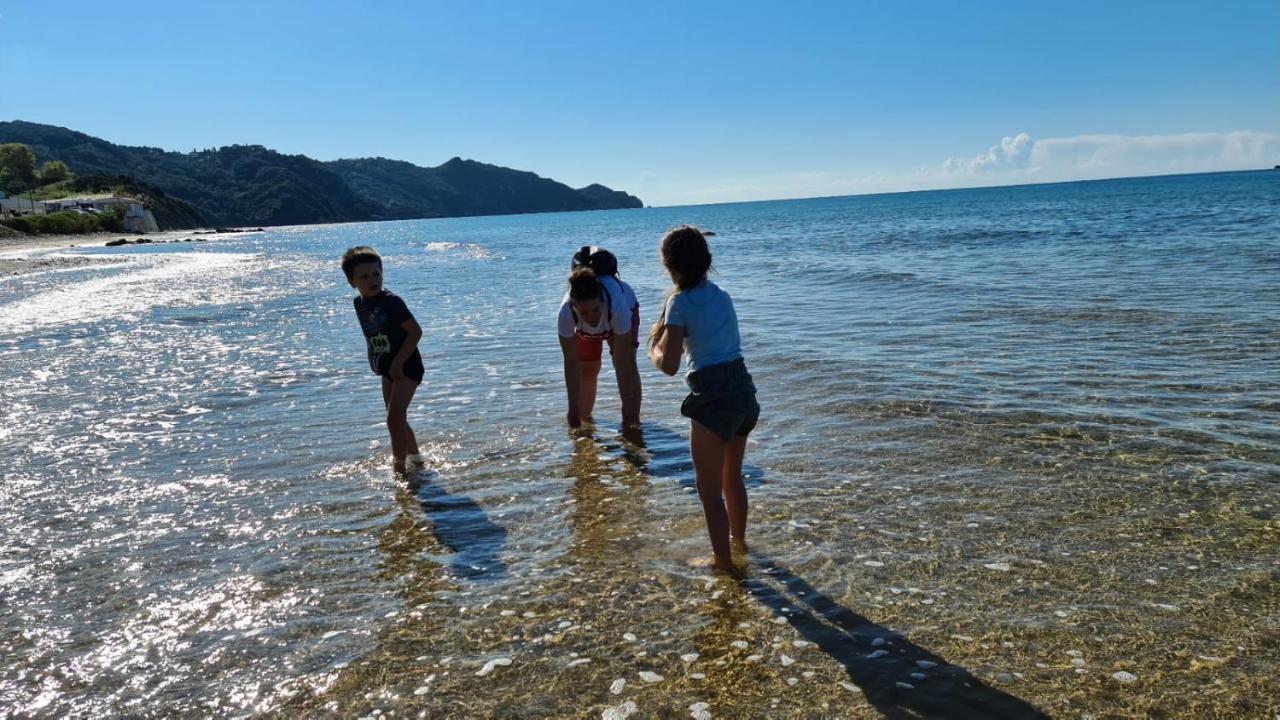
[1,171,1277,718]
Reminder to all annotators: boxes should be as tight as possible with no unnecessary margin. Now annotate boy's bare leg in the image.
[383,377,420,472]
[690,421,733,571]
[723,434,749,552]
[579,360,601,422]
[382,377,420,461]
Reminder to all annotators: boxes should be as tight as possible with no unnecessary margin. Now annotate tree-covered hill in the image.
[0,121,643,228]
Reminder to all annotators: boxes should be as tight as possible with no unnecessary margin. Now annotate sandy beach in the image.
[0,230,212,276]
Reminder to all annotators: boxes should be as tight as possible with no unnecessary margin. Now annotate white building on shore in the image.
[1,194,159,233]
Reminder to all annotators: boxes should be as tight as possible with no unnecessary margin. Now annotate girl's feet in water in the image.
[691,553,747,578]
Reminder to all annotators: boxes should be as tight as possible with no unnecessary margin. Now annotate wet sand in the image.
[0,231,203,276]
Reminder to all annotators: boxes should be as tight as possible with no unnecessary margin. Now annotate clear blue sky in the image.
[2,0,1277,205]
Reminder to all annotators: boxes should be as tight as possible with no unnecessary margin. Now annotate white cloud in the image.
[646,130,1280,206]
[942,132,1033,174]
[941,130,1279,181]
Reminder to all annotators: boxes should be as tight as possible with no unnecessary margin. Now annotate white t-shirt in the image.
[557,276,634,338]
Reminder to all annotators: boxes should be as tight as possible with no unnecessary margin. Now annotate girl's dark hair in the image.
[567,267,604,303]
[341,246,381,280]
[660,225,712,290]
[649,225,714,350]
[572,246,619,277]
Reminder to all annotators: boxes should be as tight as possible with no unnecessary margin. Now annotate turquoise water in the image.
[1,171,1277,717]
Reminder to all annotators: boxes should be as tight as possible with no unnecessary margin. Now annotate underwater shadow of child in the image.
[405,469,508,581]
[741,554,1049,719]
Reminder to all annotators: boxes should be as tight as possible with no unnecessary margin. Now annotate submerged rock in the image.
[476,657,512,676]
[1112,671,1137,684]
[602,701,638,720]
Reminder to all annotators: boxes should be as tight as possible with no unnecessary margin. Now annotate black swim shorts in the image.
[680,358,760,442]
[376,350,425,384]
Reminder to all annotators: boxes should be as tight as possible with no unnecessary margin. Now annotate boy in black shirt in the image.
[342,246,424,473]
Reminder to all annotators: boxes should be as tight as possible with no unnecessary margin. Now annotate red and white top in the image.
[557,276,635,340]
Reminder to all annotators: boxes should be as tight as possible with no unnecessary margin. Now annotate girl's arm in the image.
[648,324,684,376]
[389,318,423,379]
[610,329,641,425]
[560,335,583,427]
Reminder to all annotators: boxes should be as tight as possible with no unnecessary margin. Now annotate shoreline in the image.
[0,230,203,277]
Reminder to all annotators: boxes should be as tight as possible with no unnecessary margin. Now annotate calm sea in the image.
[1,171,1277,718]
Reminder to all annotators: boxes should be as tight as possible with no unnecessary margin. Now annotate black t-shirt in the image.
[353,290,420,374]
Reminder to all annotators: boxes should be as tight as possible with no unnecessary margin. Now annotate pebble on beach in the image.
[412,675,437,695]
[983,562,1012,572]
[602,700,637,720]
[639,670,664,683]
[867,650,889,659]
[1112,671,1138,684]
[610,678,626,694]
[689,702,711,720]
[681,653,700,663]
[476,657,512,677]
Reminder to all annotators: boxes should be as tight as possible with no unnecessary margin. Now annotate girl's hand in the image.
[389,358,405,380]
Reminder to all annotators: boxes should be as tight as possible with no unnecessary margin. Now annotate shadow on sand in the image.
[741,554,1048,719]
[402,469,507,581]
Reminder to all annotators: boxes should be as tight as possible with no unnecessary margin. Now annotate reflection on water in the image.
[1,171,1277,717]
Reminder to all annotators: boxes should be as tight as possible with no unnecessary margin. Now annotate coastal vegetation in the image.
[0,140,207,235]
[2,207,126,235]
[0,121,643,229]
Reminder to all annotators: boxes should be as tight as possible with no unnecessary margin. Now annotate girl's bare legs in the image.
[723,434,749,551]
[382,376,420,472]
[579,360,601,422]
[690,421,734,571]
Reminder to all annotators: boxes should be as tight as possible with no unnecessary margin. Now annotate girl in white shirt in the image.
[557,250,642,427]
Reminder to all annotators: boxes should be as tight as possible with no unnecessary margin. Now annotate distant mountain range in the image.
[0,121,643,228]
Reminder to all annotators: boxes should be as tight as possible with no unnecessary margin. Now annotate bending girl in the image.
[558,248,642,427]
